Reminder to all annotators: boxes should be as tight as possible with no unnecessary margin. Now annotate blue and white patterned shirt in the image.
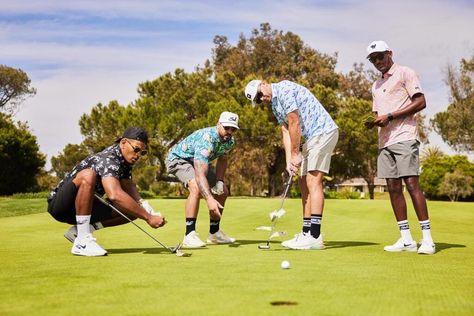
[167,126,236,163]
[271,80,337,140]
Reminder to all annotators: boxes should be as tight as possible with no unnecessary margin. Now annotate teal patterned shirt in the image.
[167,126,236,163]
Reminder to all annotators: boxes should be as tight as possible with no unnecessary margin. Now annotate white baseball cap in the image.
[244,79,262,106]
[218,111,239,129]
[366,40,390,58]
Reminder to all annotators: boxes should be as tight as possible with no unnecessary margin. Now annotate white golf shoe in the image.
[207,230,236,244]
[182,231,206,248]
[287,232,324,250]
[281,232,304,248]
[64,224,96,243]
[383,238,417,252]
[417,239,436,255]
[71,234,107,256]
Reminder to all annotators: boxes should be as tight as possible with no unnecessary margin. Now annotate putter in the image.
[258,173,293,249]
[94,194,191,257]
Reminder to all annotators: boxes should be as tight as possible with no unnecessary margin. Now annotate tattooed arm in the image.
[194,160,223,219]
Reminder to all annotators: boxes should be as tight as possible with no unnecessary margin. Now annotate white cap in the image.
[244,79,262,106]
[218,111,239,129]
[366,40,390,58]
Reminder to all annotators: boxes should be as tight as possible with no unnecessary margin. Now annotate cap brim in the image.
[222,123,239,129]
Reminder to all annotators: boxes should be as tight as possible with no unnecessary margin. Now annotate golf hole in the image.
[270,301,298,306]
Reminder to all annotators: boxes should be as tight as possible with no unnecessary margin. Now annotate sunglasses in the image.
[255,91,263,104]
[125,139,148,156]
[368,52,386,63]
[223,126,237,132]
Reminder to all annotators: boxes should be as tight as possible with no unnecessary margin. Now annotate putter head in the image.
[258,245,270,249]
[171,243,192,257]
[269,208,286,221]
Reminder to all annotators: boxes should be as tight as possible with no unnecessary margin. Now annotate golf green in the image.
[0,198,473,315]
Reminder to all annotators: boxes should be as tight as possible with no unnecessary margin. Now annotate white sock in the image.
[76,215,91,239]
[397,220,413,242]
[419,220,433,242]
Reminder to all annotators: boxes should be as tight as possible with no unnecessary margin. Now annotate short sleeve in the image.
[403,67,423,98]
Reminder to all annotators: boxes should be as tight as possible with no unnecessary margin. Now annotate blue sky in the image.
[1,0,473,165]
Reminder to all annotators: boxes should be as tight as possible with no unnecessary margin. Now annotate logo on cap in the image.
[371,44,376,49]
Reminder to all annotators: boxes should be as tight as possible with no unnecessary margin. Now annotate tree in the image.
[420,150,474,200]
[0,113,45,195]
[332,98,379,199]
[0,65,37,114]
[431,53,474,152]
[51,143,90,179]
[438,170,473,201]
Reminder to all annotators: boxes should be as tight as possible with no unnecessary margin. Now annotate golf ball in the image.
[281,260,290,269]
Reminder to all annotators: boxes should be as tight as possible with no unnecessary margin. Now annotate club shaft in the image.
[94,193,174,253]
[266,174,293,246]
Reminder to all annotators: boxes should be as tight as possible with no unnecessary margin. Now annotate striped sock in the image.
[419,219,433,242]
[302,218,311,233]
[397,220,413,242]
[310,215,322,239]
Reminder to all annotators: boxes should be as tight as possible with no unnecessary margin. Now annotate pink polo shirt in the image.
[372,63,424,148]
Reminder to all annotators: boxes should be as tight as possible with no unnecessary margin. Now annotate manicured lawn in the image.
[0,198,472,315]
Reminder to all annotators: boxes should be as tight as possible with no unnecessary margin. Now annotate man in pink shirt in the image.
[365,40,435,255]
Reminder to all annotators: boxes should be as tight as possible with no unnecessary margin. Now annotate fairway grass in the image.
[0,198,473,315]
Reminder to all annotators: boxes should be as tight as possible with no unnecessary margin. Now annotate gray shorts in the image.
[377,140,420,179]
[166,158,217,187]
[301,129,339,176]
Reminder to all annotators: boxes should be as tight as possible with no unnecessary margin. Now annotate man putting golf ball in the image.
[281,260,290,269]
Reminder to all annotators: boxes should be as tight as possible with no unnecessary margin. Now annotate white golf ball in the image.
[281,260,290,269]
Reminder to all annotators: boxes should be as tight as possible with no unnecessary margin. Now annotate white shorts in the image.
[301,129,339,176]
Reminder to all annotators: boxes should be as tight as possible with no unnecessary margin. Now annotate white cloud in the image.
[2,0,473,165]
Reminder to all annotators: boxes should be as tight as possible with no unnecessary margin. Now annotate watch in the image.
[387,113,394,121]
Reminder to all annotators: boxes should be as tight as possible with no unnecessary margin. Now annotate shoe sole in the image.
[64,234,76,243]
[384,248,418,252]
[71,250,108,256]
[206,239,235,244]
[182,244,206,248]
[288,245,325,250]
[417,249,436,255]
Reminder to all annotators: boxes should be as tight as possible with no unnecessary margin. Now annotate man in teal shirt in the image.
[166,111,238,248]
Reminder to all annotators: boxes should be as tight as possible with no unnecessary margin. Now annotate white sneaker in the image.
[417,239,436,255]
[64,224,96,243]
[287,232,325,250]
[281,232,303,248]
[384,238,417,252]
[183,231,206,248]
[207,230,236,244]
[71,234,107,256]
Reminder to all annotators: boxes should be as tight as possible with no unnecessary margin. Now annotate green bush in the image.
[138,190,156,199]
[325,190,360,199]
[11,192,49,199]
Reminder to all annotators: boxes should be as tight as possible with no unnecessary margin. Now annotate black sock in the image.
[185,218,197,235]
[302,217,311,233]
[210,219,220,234]
[310,214,322,239]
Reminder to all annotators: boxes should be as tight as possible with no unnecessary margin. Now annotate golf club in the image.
[94,193,191,257]
[258,173,293,249]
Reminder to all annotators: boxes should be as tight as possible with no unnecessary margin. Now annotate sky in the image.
[1,0,473,167]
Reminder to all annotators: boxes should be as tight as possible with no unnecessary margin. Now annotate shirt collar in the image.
[382,63,398,79]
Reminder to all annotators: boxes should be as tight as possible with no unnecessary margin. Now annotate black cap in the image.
[116,127,148,145]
